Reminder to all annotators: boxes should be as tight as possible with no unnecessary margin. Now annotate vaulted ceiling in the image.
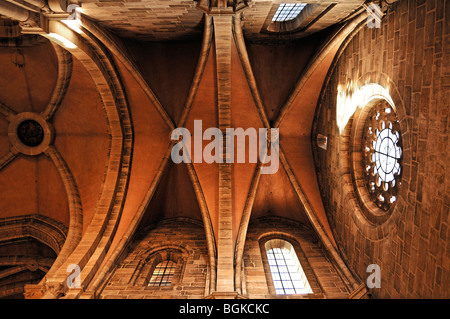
[78,0,365,41]
[0,0,384,298]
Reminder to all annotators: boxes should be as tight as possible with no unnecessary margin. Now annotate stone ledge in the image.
[348,283,369,299]
[204,291,248,299]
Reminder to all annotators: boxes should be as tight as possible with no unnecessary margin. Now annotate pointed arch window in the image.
[265,239,312,295]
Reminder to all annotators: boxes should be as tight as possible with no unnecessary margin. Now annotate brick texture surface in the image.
[313,0,449,298]
[242,217,350,298]
[79,0,366,41]
[100,218,209,299]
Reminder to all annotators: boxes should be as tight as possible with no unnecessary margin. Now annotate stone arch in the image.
[337,72,412,240]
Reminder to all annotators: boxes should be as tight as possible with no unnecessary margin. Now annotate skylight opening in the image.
[272,3,307,22]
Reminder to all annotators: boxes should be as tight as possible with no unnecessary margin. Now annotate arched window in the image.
[341,83,404,224]
[148,260,176,287]
[264,239,312,295]
[139,248,187,288]
[362,99,402,211]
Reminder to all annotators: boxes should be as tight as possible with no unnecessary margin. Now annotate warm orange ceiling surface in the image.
[0,11,348,270]
[0,39,111,233]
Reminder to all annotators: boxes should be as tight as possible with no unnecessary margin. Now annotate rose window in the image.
[363,100,402,211]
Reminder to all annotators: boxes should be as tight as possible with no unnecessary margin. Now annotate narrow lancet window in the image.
[265,239,312,295]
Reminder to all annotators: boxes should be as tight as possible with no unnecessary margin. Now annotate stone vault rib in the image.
[41,43,73,121]
[42,145,83,283]
[79,13,176,132]
[82,14,217,298]
[29,20,133,299]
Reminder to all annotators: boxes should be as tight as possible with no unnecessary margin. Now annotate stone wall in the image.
[312,0,448,298]
[242,216,350,299]
[100,218,209,299]
[100,216,355,299]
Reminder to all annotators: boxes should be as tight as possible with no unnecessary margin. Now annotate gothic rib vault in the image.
[1,0,446,300]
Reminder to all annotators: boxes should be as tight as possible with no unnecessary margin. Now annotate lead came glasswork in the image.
[148,260,176,287]
[374,126,401,183]
[265,240,312,295]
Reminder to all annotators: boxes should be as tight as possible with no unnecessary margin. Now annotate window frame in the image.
[258,235,321,297]
[361,100,403,211]
[147,259,177,287]
[261,2,320,34]
[265,239,313,295]
[271,3,308,23]
[349,96,403,224]
[131,248,187,289]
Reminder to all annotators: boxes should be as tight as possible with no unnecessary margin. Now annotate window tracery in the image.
[362,100,402,211]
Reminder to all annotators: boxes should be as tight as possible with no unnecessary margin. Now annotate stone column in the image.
[213,13,235,293]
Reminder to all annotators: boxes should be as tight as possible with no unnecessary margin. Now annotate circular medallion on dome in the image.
[17,119,45,147]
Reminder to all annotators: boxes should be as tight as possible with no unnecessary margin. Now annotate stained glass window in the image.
[148,260,176,287]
